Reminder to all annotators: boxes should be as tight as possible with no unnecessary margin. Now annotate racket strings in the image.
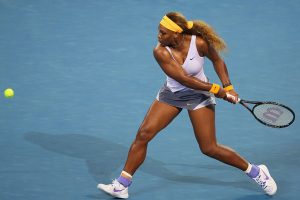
[253,103,294,127]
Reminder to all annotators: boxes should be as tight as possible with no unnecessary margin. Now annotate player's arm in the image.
[197,39,238,103]
[198,39,231,87]
[153,44,226,98]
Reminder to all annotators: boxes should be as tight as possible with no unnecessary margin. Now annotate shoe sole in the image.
[97,184,129,199]
[258,165,277,195]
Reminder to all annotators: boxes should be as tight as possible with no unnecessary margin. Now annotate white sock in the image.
[244,163,252,174]
[121,171,133,179]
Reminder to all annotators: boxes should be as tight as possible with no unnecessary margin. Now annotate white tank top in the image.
[165,35,208,92]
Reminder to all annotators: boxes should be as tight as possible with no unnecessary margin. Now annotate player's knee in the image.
[135,126,156,144]
[200,145,218,157]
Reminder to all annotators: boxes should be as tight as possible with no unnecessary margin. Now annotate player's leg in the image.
[188,105,277,195]
[98,100,182,198]
[188,105,248,170]
[123,100,182,175]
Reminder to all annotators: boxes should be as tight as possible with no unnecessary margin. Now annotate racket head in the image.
[251,102,295,128]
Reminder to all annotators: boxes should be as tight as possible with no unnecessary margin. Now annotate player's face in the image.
[157,25,174,46]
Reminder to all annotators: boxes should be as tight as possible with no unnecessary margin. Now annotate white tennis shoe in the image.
[253,165,277,195]
[97,179,129,199]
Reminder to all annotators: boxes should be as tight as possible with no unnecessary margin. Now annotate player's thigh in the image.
[138,100,182,138]
[188,105,217,148]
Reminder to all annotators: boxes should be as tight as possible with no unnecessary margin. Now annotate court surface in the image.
[1,0,299,199]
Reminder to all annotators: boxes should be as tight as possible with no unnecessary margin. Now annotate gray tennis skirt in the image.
[156,83,216,110]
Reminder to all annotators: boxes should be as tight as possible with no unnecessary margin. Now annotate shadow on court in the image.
[24,132,257,195]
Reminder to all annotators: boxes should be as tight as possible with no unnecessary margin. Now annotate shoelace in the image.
[112,179,125,188]
[111,179,119,186]
[254,175,267,189]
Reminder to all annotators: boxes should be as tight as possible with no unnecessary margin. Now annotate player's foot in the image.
[252,165,277,195]
[97,179,129,199]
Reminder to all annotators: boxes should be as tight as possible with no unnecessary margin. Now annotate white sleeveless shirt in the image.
[165,35,208,92]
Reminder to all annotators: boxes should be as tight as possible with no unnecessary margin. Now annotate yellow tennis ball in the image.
[4,88,14,98]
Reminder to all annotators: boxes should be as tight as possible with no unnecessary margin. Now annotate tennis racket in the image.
[237,98,295,128]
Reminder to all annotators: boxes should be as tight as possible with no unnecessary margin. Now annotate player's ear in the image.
[174,32,180,39]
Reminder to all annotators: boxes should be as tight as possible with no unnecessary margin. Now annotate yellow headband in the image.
[160,15,193,33]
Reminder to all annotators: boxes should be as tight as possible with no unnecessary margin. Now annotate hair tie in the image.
[187,21,193,29]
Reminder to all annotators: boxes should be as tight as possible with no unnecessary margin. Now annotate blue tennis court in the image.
[1,0,299,199]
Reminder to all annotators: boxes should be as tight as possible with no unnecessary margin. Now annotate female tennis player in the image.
[97,12,277,198]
